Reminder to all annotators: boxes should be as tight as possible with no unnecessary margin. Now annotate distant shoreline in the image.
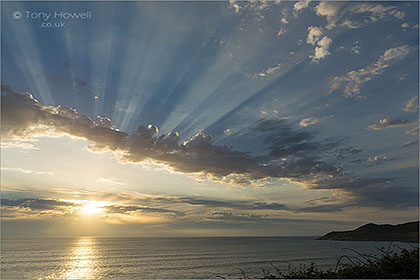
[318,221,419,243]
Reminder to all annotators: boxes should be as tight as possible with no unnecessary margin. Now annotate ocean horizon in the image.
[1,236,416,279]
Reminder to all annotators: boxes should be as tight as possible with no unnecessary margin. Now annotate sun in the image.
[79,201,106,215]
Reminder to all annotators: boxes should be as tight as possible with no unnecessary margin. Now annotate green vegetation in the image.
[260,246,419,279]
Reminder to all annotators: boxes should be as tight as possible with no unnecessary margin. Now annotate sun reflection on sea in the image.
[62,237,98,279]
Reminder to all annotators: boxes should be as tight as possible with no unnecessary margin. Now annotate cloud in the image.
[402,140,418,148]
[349,3,405,21]
[104,205,183,215]
[367,155,388,164]
[1,89,343,188]
[293,0,310,17]
[335,147,362,159]
[98,177,125,186]
[299,117,319,127]
[276,26,287,37]
[367,118,416,130]
[223,128,232,135]
[1,167,53,176]
[228,0,282,17]
[257,64,281,77]
[405,126,419,136]
[329,45,410,98]
[204,211,360,226]
[306,27,333,62]
[1,198,75,211]
[310,176,418,208]
[297,204,348,213]
[163,197,290,211]
[257,118,340,159]
[2,89,416,209]
[402,96,419,113]
[306,26,323,45]
[315,2,405,30]
[1,197,183,221]
[312,36,332,62]
[315,2,346,29]
[1,139,39,150]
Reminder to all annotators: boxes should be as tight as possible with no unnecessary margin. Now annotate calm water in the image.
[1,236,416,279]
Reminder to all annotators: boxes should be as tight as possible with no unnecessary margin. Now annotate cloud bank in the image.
[1,88,342,188]
[2,88,417,208]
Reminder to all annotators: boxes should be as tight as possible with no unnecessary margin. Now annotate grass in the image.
[259,245,419,279]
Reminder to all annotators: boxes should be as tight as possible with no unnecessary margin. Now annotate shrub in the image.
[261,246,419,279]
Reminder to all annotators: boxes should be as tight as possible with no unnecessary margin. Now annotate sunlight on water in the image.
[62,237,97,279]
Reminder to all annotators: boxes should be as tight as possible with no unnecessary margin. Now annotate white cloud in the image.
[351,45,361,55]
[276,26,287,37]
[306,26,323,45]
[299,117,319,127]
[317,36,332,49]
[228,0,283,17]
[1,167,53,176]
[98,177,125,186]
[350,3,405,20]
[257,64,281,77]
[315,2,405,30]
[293,0,310,16]
[315,2,345,29]
[312,36,332,61]
[402,96,419,113]
[401,23,410,29]
[306,27,333,62]
[406,126,419,136]
[229,0,240,13]
[329,45,410,98]
[1,140,39,150]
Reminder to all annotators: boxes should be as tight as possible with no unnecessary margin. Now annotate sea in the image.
[1,236,417,279]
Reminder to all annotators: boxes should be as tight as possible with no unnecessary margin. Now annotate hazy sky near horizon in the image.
[1,1,419,237]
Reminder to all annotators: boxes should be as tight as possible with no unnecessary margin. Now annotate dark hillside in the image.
[318,221,419,242]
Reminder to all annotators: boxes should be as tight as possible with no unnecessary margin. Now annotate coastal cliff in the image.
[319,221,419,242]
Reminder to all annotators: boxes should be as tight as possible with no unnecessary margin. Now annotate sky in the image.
[1,1,419,237]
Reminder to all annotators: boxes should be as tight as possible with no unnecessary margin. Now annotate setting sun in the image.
[80,201,106,216]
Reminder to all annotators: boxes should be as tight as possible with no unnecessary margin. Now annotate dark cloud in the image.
[367,118,416,130]
[149,196,348,213]
[310,177,418,208]
[2,89,416,209]
[335,147,362,159]
[1,89,341,187]
[174,197,290,211]
[402,140,418,148]
[1,198,75,211]
[297,204,349,213]
[256,119,340,161]
[104,205,183,215]
[205,211,359,226]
